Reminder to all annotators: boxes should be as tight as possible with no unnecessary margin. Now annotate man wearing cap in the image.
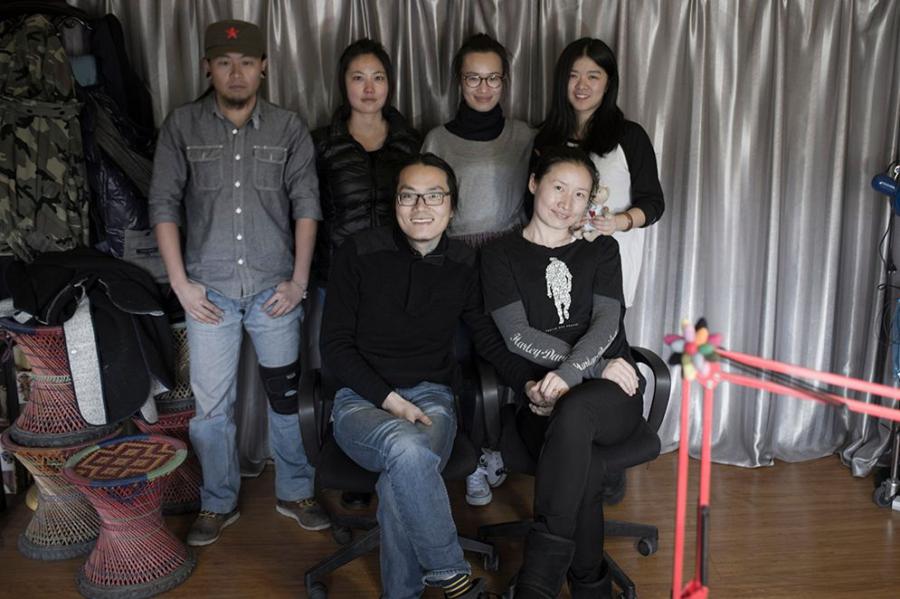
[149,19,329,546]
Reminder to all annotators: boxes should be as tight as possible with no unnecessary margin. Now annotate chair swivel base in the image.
[304,524,498,598]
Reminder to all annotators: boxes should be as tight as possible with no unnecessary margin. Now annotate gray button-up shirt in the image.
[149,94,321,299]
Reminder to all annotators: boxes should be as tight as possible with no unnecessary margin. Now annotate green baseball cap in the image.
[204,19,265,59]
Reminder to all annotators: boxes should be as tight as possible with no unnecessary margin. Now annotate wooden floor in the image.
[2,452,899,598]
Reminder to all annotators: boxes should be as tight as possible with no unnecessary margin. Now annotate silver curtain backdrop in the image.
[71,0,900,476]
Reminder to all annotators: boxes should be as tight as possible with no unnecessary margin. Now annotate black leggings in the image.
[517,378,643,580]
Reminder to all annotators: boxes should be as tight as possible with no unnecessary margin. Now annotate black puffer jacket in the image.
[312,107,421,282]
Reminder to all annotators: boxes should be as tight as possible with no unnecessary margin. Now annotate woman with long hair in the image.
[312,38,422,291]
[312,38,421,510]
[534,37,664,309]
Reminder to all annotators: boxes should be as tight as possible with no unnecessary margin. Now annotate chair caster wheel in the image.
[873,484,895,508]
[483,552,500,572]
[309,582,327,599]
[637,536,657,556]
[332,525,353,545]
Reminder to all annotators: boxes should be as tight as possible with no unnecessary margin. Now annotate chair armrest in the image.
[298,367,322,467]
[475,358,504,449]
[631,346,671,433]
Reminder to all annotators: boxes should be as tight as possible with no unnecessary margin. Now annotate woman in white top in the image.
[534,38,664,308]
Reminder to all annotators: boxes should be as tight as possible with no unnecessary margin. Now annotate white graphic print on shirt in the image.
[545,257,573,325]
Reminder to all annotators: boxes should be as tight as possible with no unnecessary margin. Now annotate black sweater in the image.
[322,226,534,406]
[312,107,421,282]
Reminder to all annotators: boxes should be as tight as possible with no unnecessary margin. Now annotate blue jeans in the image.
[186,286,314,513]
[332,382,470,599]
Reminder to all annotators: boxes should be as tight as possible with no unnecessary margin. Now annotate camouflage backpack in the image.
[0,14,89,262]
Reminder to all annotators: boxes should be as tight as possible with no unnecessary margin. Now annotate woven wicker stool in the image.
[0,428,119,560]
[153,322,195,415]
[0,318,118,447]
[64,434,196,599]
[133,410,201,515]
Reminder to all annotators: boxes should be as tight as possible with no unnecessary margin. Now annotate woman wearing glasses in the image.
[422,33,535,248]
[534,38,664,309]
[323,153,534,599]
[423,32,535,508]
[481,146,643,598]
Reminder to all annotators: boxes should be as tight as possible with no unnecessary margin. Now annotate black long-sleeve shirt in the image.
[322,225,534,407]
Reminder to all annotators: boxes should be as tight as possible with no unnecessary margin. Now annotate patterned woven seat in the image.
[133,409,201,514]
[63,434,196,598]
[0,428,120,560]
[153,322,195,414]
[1,318,117,446]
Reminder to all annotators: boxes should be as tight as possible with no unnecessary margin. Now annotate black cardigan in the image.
[617,120,665,226]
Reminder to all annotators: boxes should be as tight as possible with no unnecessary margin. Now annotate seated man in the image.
[322,153,533,599]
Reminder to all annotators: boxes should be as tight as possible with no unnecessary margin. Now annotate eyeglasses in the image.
[462,73,504,89]
[396,191,451,206]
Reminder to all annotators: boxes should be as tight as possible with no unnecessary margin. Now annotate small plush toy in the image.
[573,184,610,241]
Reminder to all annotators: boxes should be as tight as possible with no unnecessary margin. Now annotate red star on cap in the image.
[226,26,239,39]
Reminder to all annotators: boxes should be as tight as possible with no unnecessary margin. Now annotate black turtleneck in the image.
[445,101,505,141]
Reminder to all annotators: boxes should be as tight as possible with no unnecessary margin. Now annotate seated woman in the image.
[322,153,533,599]
[480,146,644,599]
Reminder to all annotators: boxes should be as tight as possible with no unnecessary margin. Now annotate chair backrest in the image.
[631,346,672,433]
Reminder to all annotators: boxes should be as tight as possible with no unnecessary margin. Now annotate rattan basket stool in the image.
[63,434,196,598]
[133,410,201,515]
[0,427,120,560]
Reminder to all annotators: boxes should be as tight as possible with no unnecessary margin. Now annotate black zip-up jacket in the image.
[312,107,421,283]
[322,226,534,407]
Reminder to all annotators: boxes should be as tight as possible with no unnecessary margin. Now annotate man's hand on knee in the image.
[382,392,432,426]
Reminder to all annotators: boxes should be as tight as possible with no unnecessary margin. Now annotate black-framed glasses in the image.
[462,73,504,89]
[396,191,451,206]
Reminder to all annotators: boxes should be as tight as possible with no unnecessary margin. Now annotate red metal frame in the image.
[669,332,900,599]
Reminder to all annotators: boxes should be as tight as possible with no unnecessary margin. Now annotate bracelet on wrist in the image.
[620,211,634,232]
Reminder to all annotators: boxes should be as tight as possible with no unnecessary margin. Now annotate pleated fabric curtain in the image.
[70,0,900,475]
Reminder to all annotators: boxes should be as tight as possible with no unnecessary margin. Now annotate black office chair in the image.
[476,346,671,599]
[298,366,500,598]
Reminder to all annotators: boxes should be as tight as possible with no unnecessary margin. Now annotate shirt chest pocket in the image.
[253,146,287,191]
[186,145,223,190]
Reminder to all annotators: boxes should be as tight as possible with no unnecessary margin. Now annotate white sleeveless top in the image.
[590,146,644,308]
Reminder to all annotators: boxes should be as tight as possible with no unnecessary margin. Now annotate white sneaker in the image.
[465,464,492,506]
[481,448,507,487]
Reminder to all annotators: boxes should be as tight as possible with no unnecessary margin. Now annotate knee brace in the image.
[259,360,300,415]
